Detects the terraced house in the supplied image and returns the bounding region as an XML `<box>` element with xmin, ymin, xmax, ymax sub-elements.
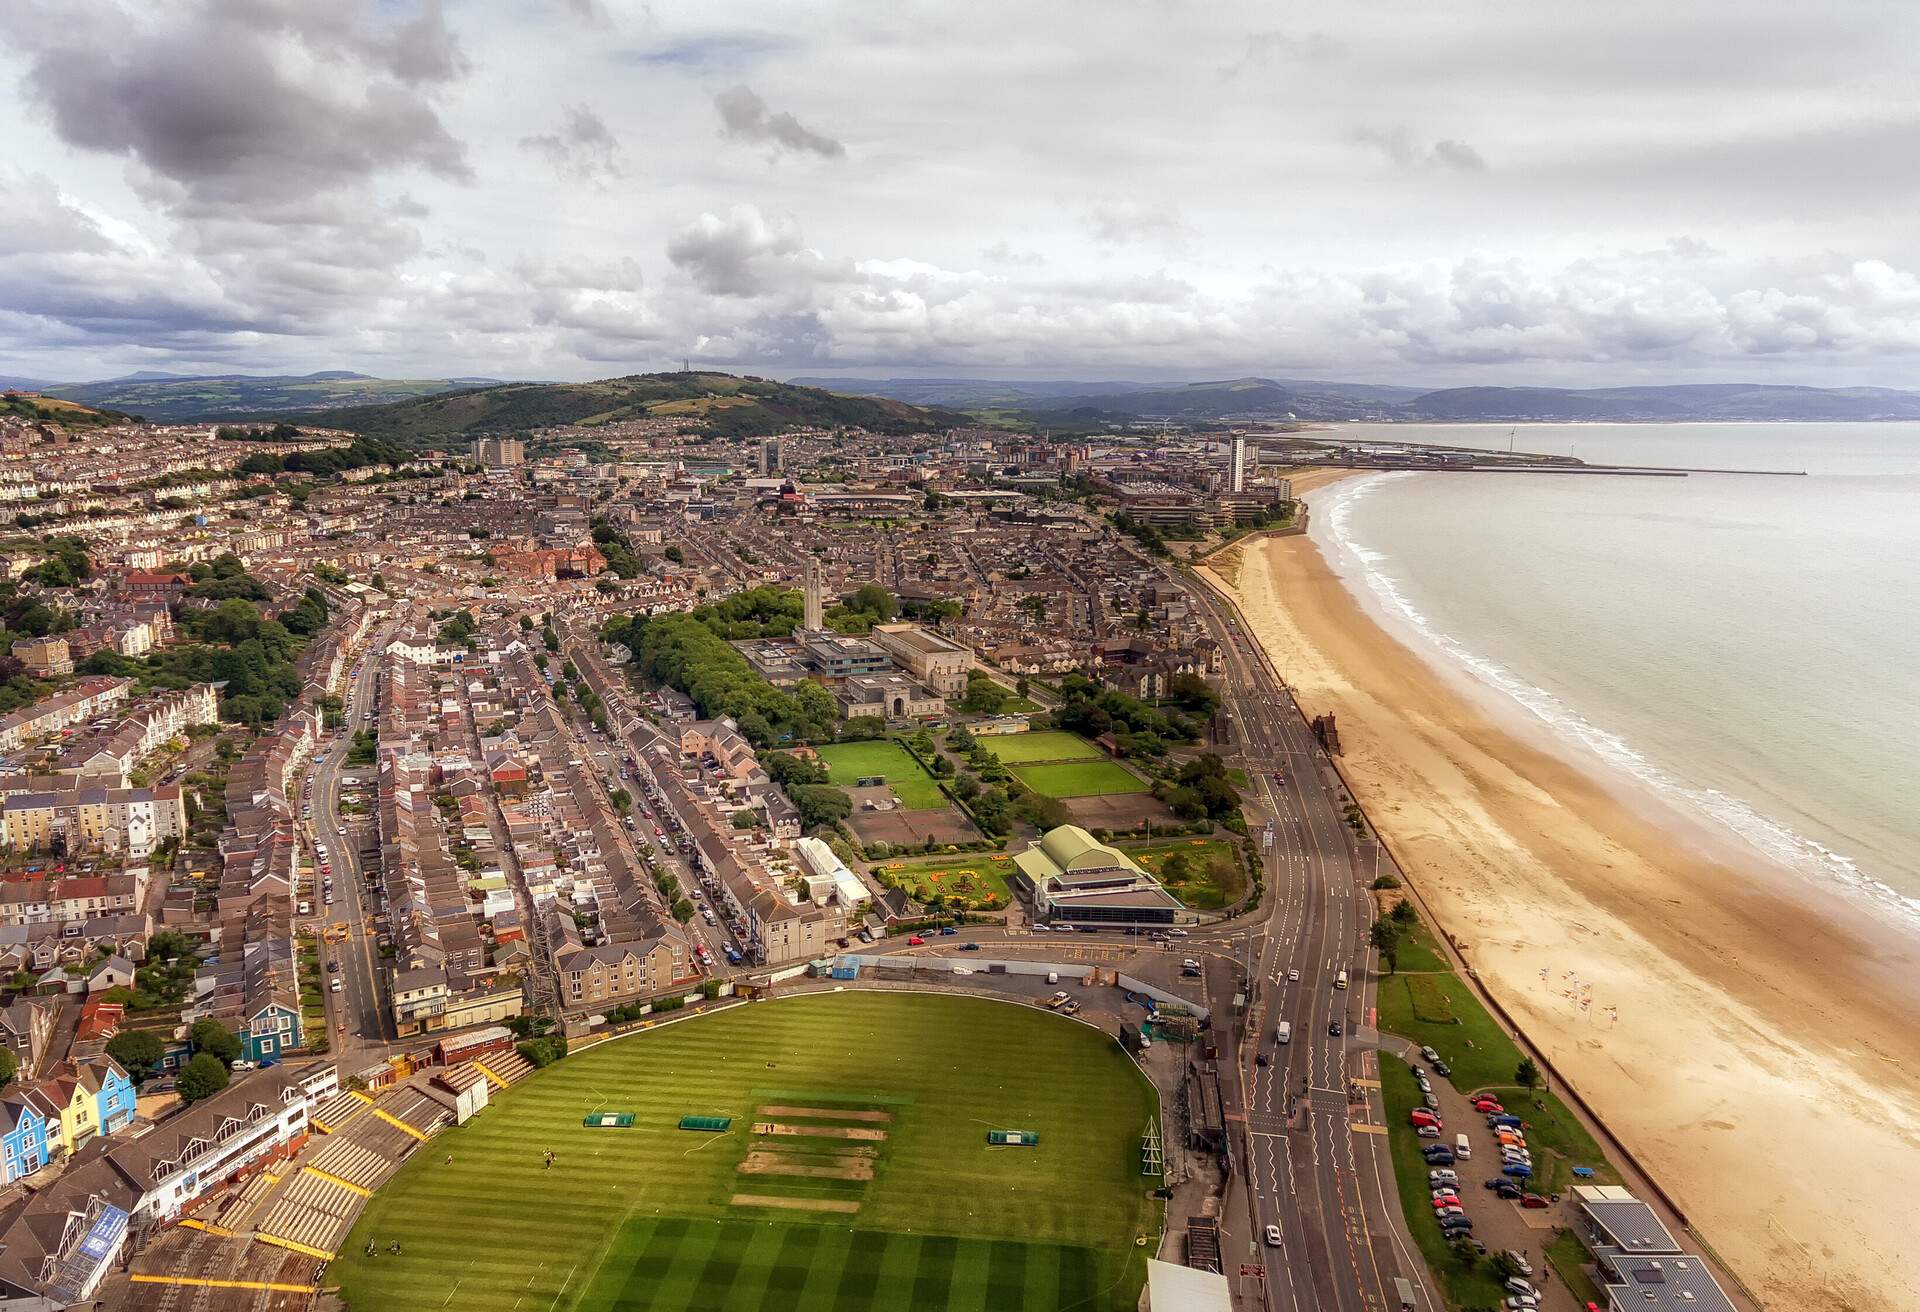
<box><xmin>0</xmin><ymin>1086</ymin><xmax>55</xmax><ymax>1185</ymax></box>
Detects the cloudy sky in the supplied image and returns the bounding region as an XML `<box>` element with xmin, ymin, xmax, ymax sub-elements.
<box><xmin>6</xmin><ymin>0</ymin><xmax>1920</xmax><ymax>387</ymax></box>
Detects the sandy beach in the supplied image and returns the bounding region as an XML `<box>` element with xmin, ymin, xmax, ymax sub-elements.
<box><xmin>1201</xmin><ymin>475</ymin><xmax>1920</xmax><ymax>1311</ymax></box>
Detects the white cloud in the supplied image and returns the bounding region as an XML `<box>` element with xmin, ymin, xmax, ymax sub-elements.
<box><xmin>8</xmin><ymin>0</ymin><xmax>1920</xmax><ymax>385</ymax></box>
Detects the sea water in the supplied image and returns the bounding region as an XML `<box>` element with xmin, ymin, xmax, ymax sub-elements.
<box><xmin>1311</xmin><ymin>422</ymin><xmax>1920</xmax><ymax>924</ymax></box>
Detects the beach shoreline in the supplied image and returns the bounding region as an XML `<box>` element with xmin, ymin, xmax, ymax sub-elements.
<box><xmin>1199</xmin><ymin>473</ymin><xmax>1920</xmax><ymax>1312</ymax></box>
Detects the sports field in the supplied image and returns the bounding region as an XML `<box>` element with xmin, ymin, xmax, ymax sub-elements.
<box><xmin>1013</xmin><ymin>760</ymin><xmax>1149</xmax><ymax>798</ymax></box>
<box><xmin>980</xmin><ymin>730</ymin><xmax>1103</xmax><ymax>765</ymax></box>
<box><xmin>334</xmin><ymin>993</ymin><xmax>1161</xmax><ymax>1312</ymax></box>
<box><xmin>817</xmin><ymin>740</ymin><xmax>948</xmax><ymax>810</ymax></box>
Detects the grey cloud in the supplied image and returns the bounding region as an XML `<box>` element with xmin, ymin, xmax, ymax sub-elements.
<box><xmin>1082</xmin><ymin>201</ymin><xmax>1192</xmax><ymax>247</ymax></box>
<box><xmin>714</xmin><ymin>85</ymin><xmax>845</xmax><ymax>159</ymax></box>
<box><xmin>1354</xmin><ymin>127</ymin><xmax>1488</xmax><ymax>173</ymax></box>
<box><xmin>666</xmin><ymin>205</ymin><xmax>851</xmax><ymax>297</ymax></box>
<box><xmin>520</xmin><ymin>106</ymin><xmax>625</xmax><ymax>183</ymax></box>
<box><xmin>981</xmin><ymin>240</ymin><xmax>1045</xmax><ymax>267</ymax></box>
<box><xmin>1221</xmin><ymin>29</ymin><xmax>1343</xmax><ymax>77</ymax></box>
<box><xmin>20</xmin><ymin>1</ymin><xmax>471</xmax><ymax>202</ymax></box>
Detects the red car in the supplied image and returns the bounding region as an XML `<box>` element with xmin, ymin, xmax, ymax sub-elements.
<box><xmin>1430</xmin><ymin>1195</ymin><xmax>1459</xmax><ymax>1209</ymax></box>
<box><xmin>907</xmin><ymin>935</ymin><xmax>925</xmax><ymax>946</ymax></box>
<box><xmin>1521</xmin><ymin>1194</ymin><xmax>1550</xmax><ymax>1209</ymax></box>
<box><xmin>1472</xmin><ymin>1098</ymin><xmax>1502</xmax><ymax>1112</ymax></box>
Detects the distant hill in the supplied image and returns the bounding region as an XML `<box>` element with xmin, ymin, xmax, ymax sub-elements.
<box><xmin>789</xmin><ymin>376</ymin><xmax>1164</xmax><ymax>408</ymax></box>
<box><xmin>314</xmin><ymin>372</ymin><xmax>968</xmax><ymax>445</ymax></box>
<box><xmin>0</xmin><ymin>375</ymin><xmax>51</xmax><ymax>392</ymax></box>
<box><xmin>0</xmin><ymin>391</ymin><xmax>129</xmax><ymax>429</ymax></box>
<box><xmin>41</xmin><ymin>372</ymin><xmax>496</xmax><ymax>422</ymax></box>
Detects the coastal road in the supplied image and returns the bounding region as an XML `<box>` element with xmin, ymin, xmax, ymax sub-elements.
<box><xmin>1182</xmin><ymin>574</ymin><xmax>1440</xmax><ymax>1312</ymax></box>
<box><xmin>308</xmin><ymin>630</ymin><xmax>394</xmax><ymax>1057</ymax></box>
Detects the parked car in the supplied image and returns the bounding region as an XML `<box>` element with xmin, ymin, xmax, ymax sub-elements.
<box><xmin>960</xmin><ymin>941</ymin><xmax>981</xmax><ymax>952</ymax></box>
<box><xmin>1438</xmin><ymin>1217</ymin><xmax>1474</xmax><ymax>1233</ymax></box>
<box><xmin>1502</xmin><ymin>1163</ymin><xmax>1533</xmax><ymax>1178</ymax></box>
<box><xmin>1423</xmin><ymin>1150</ymin><xmax>1455</xmax><ymax>1166</ymax></box>
<box><xmin>939</xmin><ymin>926</ymin><xmax>957</xmax><ymax>936</ymax></box>
<box><xmin>1504</xmin><ymin>1278</ymin><xmax>1537</xmax><ymax>1298</ymax></box>
<box><xmin>1416</xmin><ymin>1126</ymin><xmax>1441</xmax><ymax>1139</ymax></box>
<box><xmin>907</xmin><ymin>935</ymin><xmax>926</xmax><ymax>946</ymax></box>
<box><xmin>1409</xmin><ymin>1109</ymin><xmax>1439</xmax><ymax>1126</ymax></box>
<box><xmin>1434</xmin><ymin>1205</ymin><xmax>1464</xmax><ymax>1218</ymax></box>
<box><xmin>1504</xmin><ymin>1251</ymin><xmax>1534</xmax><ymax>1277</ymax></box>
<box><xmin>1420</xmin><ymin>1046</ymin><xmax>1441</xmax><ymax>1063</ymax></box>
<box><xmin>1429</xmin><ymin>1169</ymin><xmax>1458</xmax><ymax>1186</ymax></box>
<box><xmin>1493</xmin><ymin>1181</ymin><xmax>1524</xmax><ymax>1200</ymax></box>
<box><xmin>1430</xmin><ymin>1188</ymin><xmax>1460</xmax><ymax>1202</ymax></box>
<box><xmin>1521</xmin><ymin>1193</ymin><xmax>1551</xmax><ymax>1209</ymax></box>
<box><xmin>1431</xmin><ymin>1059</ymin><xmax>1451</xmax><ymax>1077</ymax></box>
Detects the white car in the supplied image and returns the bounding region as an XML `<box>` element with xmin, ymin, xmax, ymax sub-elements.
<box><xmin>1286</xmin><ymin>968</ymin><xmax>1300</xmax><ymax>982</ymax></box>
<box><xmin>330</xmin><ymin>979</ymin><xmax>343</xmax><ymax>993</ymax></box>
<box><xmin>1263</xmin><ymin>1224</ymin><xmax>1282</xmax><ymax>1248</ymax></box>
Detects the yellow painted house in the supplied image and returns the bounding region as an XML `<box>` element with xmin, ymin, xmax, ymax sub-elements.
<box><xmin>45</xmin><ymin>1070</ymin><xmax>98</xmax><ymax>1154</ymax></box>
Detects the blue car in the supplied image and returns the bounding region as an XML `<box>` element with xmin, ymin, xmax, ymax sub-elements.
<box><xmin>1501</xmin><ymin>1163</ymin><xmax>1533</xmax><ymax>1178</ymax></box>
<box><xmin>939</xmin><ymin>926</ymin><xmax>957</xmax><ymax>936</ymax></box>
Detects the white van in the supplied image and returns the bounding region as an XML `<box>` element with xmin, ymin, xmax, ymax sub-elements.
<box><xmin>1276</xmin><ymin>1021</ymin><xmax>1292</xmax><ymax>1045</ymax></box>
<box><xmin>1454</xmin><ymin>1133</ymin><xmax>1472</xmax><ymax>1160</ymax></box>
<box><xmin>1335</xmin><ymin>969</ymin><xmax>1349</xmax><ymax>990</ymax></box>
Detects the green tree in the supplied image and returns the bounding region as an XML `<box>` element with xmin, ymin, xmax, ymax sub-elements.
<box><xmin>671</xmin><ymin>898</ymin><xmax>696</xmax><ymax>924</ymax></box>
<box><xmin>1515</xmin><ymin>1057</ymin><xmax>1544</xmax><ymax>1103</ymax></box>
<box><xmin>106</xmin><ymin>1029</ymin><xmax>166</xmax><ymax>1081</ymax></box>
<box><xmin>790</xmin><ymin>784</ymin><xmax>852</xmax><ymax>829</ymax></box>
<box><xmin>177</xmin><ymin>1052</ymin><xmax>231</xmax><ymax>1103</ymax></box>
<box><xmin>608</xmin><ymin>788</ymin><xmax>632</xmax><ymax>813</ymax></box>
<box><xmin>189</xmin><ymin>1018</ymin><xmax>243</xmax><ymax>1067</ymax></box>
<box><xmin>0</xmin><ymin>1047</ymin><xmax>16</xmax><ymax>1089</ymax></box>
<box><xmin>1369</xmin><ymin>915</ymin><xmax>1403</xmax><ymax>974</ymax></box>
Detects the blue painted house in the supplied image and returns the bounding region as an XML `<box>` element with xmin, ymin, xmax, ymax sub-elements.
<box><xmin>0</xmin><ymin>1089</ymin><xmax>54</xmax><ymax>1184</ymax></box>
<box><xmin>84</xmin><ymin>1057</ymin><xmax>137</xmax><ymax>1136</ymax></box>
<box><xmin>242</xmin><ymin>996</ymin><xmax>301</xmax><ymax>1064</ymax></box>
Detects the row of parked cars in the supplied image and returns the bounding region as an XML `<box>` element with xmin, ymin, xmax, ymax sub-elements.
<box><xmin>1411</xmin><ymin>1046</ymin><xmax>1555</xmax><ymax>1310</ymax></box>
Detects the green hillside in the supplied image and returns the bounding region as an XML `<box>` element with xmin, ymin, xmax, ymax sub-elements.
<box><xmin>0</xmin><ymin>391</ymin><xmax>129</xmax><ymax>429</ymax></box>
<box><xmin>313</xmin><ymin>371</ymin><xmax>967</xmax><ymax>442</ymax></box>
<box><xmin>45</xmin><ymin>372</ymin><xmax>482</xmax><ymax>423</ymax></box>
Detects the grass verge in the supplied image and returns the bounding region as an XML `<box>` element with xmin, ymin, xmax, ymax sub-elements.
<box><xmin>1546</xmin><ymin>1227</ymin><xmax>1607</xmax><ymax>1306</ymax></box>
